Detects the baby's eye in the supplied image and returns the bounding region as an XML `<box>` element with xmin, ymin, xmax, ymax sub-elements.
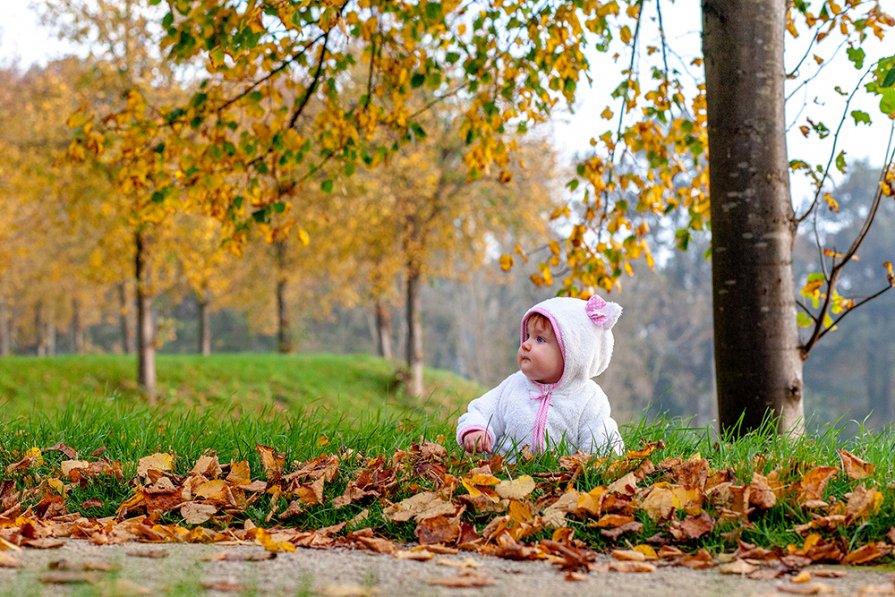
<box><xmin>536</xmin><ymin>336</ymin><xmax>546</xmax><ymax>343</ymax></box>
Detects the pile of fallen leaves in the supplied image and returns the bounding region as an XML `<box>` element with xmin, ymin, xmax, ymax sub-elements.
<box><xmin>2</xmin><ymin>439</ymin><xmax>894</xmax><ymax>581</ymax></box>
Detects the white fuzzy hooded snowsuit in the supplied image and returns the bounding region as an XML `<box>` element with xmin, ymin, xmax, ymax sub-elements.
<box><xmin>456</xmin><ymin>294</ymin><xmax>624</xmax><ymax>456</ymax></box>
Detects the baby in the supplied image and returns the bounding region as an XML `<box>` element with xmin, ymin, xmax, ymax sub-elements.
<box><xmin>456</xmin><ymin>294</ymin><xmax>624</xmax><ymax>456</ymax></box>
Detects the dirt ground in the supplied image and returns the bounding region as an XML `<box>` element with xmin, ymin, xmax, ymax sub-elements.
<box><xmin>2</xmin><ymin>540</ymin><xmax>895</xmax><ymax>596</ymax></box>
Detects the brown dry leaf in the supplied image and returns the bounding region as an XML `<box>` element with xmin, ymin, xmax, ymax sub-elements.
<box><xmin>194</xmin><ymin>479</ymin><xmax>230</xmax><ymax>502</ymax></box>
<box><xmin>718</xmin><ymin>559</ymin><xmax>758</xmax><ymax>575</ymax></box>
<box><xmin>316</xmin><ymin>584</ymin><xmax>378</xmax><ymax>597</ymax></box>
<box><xmin>843</xmin><ymin>542</ymin><xmax>891</xmax><ymax>564</ymax></box>
<box><xmin>181</xmin><ymin>502</ymin><xmax>218</xmax><ymax>525</ymax></box>
<box><xmin>40</xmin><ymin>571</ymin><xmax>103</xmax><ymax>584</ymax></box>
<box><xmin>671</xmin><ymin>455</ymin><xmax>709</xmax><ymax>489</ymax></box>
<box><xmin>126</xmin><ymin>548</ymin><xmax>168</xmax><ymax>559</ymax></box>
<box><xmin>25</xmin><ymin>538</ymin><xmax>65</xmax><ymax>549</ymax></box>
<box><xmin>657</xmin><ymin>545</ymin><xmax>684</xmax><ymax>559</ymax></box>
<box><xmin>776</xmin><ymin>582</ymin><xmax>834</xmax><ymax>595</ymax></box>
<box><xmin>749</xmin><ymin>472</ymin><xmax>777</xmax><ymax>509</ymax></box>
<box><xmin>190</xmin><ymin>454</ymin><xmax>222</xmax><ymax>478</ymax></box>
<box><xmin>226</xmin><ymin>461</ymin><xmax>252</xmax><ymax>485</ymax></box>
<box><xmin>427</xmin><ymin>573</ymin><xmax>494</xmax><ymax>588</ymax></box>
<box><xmin>415</xmin><ymin>515</ymin><xmax>461</xmax><ymax>545</ymax></box>
<box><xmin>394</xmin><ymin>549</ymin><xmax>435</xmax><ymax>561</ymax></box>
<box><xmin>791</xmin><ymin>570</ymin><xmax>813</xmax><ymax>583</ymax></box>
<box><xmin>611</xmin><ymin>549</ymin><xmax>646</xmax><ymax>562</ymax></box>
<box><xmin>797</xmin><ymin>466</ymin><xmax>838</xmax><ymax>505</ymax></box>
<box><xmin>812</xmin><ymin>569</ymin><xmax>847</xmax><ymax>578</ymax></box>
<box><xmin>256</xmin><ymin>444</ymin><xmax>285</xmax><ymax>480</ymax></box>
<box><xmin>608</xmin><ymin>561</ymin><xmax>656</xmax><ymax>573</ymax></box>
<box><xmin>382</xmin><ymin>492</ymin><xmax>457</xmax><ymax>523</ymax></box>
<box><xmin>624</xmin><ymin>440</ymin><xmax>664</xmax><ymax>460</ymax></box>
<box><xmin>599</xmin><ymin>521</ymin><xmax>643</xmax><ymax>540</ymax></box>
<box><xmin>676</xmin><ymin>512</ymin><xmax>715</xmax><ymax>540</ymax></box>
<box><xmin>49</xmin><ymin>559</ymin><xmax>118</xmax><ymax>572</ymax></box>
<box><xmin>44</xmin><ymin>442</ymin><xmax>78</xmax><ymax>459</ymax></box>
<box><xmin>461</xmin><ymin>473</ymin><xmax>501</xmax><ymax>502</ymax></box>
<box><xmin>838</xmin><ymin>449</ymin><xmax>875</xmax><ymax>480</ymax></box>
<box><xmin>201</xmin><ymin>579</ymin><xmax>244</xmax><ymax>592</ymax></box>
<box><xmin>0</xmin><ymin>553</ymin><xmax>22</xmax><ymax>568</ymax></box>
<box><xmin>61</xmin><ymin>460</ymin><xmax>90</xmax><ymax>477</ymax></box>
<box><xmin>508</xmin><ymin>499</ymin><xmax>533</xmax><ymax>524</ymax></box>
<box><xmin>565</xmin><ymin>571</ymin><xmax>588</xmax><ymax>581</ymax></box>
<box><xmin>80</xmin><ymin>498</ymin><xmax>103</xmax><ymax>509</ymax></box>
<box><xmin>136</xmin><ymin>453</ymin><xmax>173</xmax><ymax>478</ymax></box>
<box><xmin>640</xmin><ymin>484</ymin><xmax>675</xmax><ymax>521</ymax></box>
<box><xmin>845</xmin><ymin>484</ymin><xmax>884</xmax><ymax>521</ymax></box>
<box><xmin>593</xmin><ymin>513</ymin><xmax>634</xmax><ymax>528</ymax></box>
<box><xmin>495</xmin><ymin>475</ymin><xmax>536</xmax><ymax>500</ymax></box>
<box><xmin>608</xmin><ymin>472</ymin><xmax>639</xmax><ymax>495</ymax></box>
<box><xmin>679</xmin><ymin>549</ymin><xmax>715</xmax><ymax>570</ymax></box>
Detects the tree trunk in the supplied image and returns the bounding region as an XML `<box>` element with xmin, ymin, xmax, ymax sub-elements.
<box><xmin>198</xmin><ymin>292</ymin><xmax>212</xmax><ymax>356</ymax></box>
<box><xmin>0</xmin><ymin>296</ymin><xmax>10</xmax><ymax>356</ymax></box>
<box><xmin>71</xmin><ymin>297</ymin><xmax>85</xmax><ymax>354</ymax></box>
<box><xmin>375</xmin><ymin>300</ymin><xmax>394</xmax><ymax>360</ymax></box>
<box><xmin>46</xmin><ymin>321</ymin><xmax>56</xmax><ymax>356</ymax></box>
<box><xmin>35</xmin><ymin>301</ymin><xmax>46</xmax><ymax>357</ymax></box>
<box><xmin>118</xmin><ymin>282</ymin><xmax>133</xmax><ymax>354</ymax></box>
<box><xmin>405</xmin><ymin>268</ymin><xmax>424</xmax><ymax>398</ymax></box>
<box><xmin>135</xmin><ymin>231</ymin><xmax>157</xmax><ymax>403</ymax></box>
<box><xmin>866</xmin><ymin>344</ymin><xmax>892</xmax><ymax>425</ymax></box>
<box><xmin>275</xmin><ymin>241</ymin><xmax>293</xmax><ymax>353</ymax></box>
<box><xmin>703</xmin><ymin>0</ymin><xmax>804</xmax><ymax>435</ymax></box>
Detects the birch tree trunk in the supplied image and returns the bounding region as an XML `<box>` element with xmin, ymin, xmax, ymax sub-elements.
<box><xmin>198</xmin><ymin>292</ymin><xmax>212</xmax><ymax>356</ymax></box>
<box><xmin>71</xmin><ymin>297</ymin><xmax>85</xmax><ymax>354</ymax></box>
<box><xmin>0</xmin><ymin>296</ymin><xmax>10</xmax><ymax>356</ymax></box>
<box><xmin>703</xmin><ymin>0</ymin><xmax>804</xmax><ymax>435</ymax></box>
<box><xmin>135</xmin><ymin>231</ymin><xmax>157</xmax><ymax>403</ymax></box>
<box><xmin>35</xmin><ymin>301</ymin><xmax>46</xmax><ymax>357</ymax></box>
<box><xmin>118</xmin><ymin>282</ymin><xmax>133</xmax><ymax>354</ymax></box>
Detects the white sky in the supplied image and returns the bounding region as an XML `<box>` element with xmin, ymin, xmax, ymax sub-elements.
<box><xmin>2</xmin><ymin>1</ymin><xmax>892</xmax><ymax>206</ymax></box>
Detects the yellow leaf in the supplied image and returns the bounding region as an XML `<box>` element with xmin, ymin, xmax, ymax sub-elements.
<box><xmin>499</xmin><ymin>254</ymin><xmax>513</xmax><ymax>272</ymax></box>
<box><xmin>26</xmin><ymin>447</ymin><xmax>44</xmax><ymax>465</ymax></box>
<box><xmin>137</xmin><ymin>453</ymin><xmax>173</xmax><ymax>478</ymax></box>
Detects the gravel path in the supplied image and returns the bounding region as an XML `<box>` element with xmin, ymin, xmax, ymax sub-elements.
<box><xmin>2</xmin><ymin>539</ymin><xmax>895</xmax><ymax>596</ymax></box>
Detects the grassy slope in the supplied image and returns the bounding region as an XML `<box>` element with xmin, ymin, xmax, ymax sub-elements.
<box><xmin>0</xmin><ymin>353</ymin><xmax>483</xmax><ymax>421</ymax></box>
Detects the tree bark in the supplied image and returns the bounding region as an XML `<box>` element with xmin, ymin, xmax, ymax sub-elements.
<box><xmin>135</xmin><ymin>231</ymin><xmax>157</xmax><ymax>403</ymax></box>
<box><xmin>375</xmin><ymin>300</ymin><xmax>394</xmax><ymax>360</ymax></box>
<box><xmin>0</xmin><ymin>296</ymin><xmax>10</xmax><ymax>356</ymax></box>
<box><xmin>118</xmin><ymin>282</ymin><xmax>133</xmax><ymax>354</ymax></box>
<box><xmin>275</xmin><ymin>241</ymin><xmax>293</xmax><ymax>353</ymax></box>
<box><xmin>703</xmin><ymin>0</ymin><xmax>804</xmax><ymax>435</ymax></box>
<box><xmin>405</xmin><ymin>268</ymin><xmax>424</xmax><ymax>398</ymax></box>
<box><xmin>71</xmin><ymin>297</ymin><xmax>85</xmax><ymax>354</ymax></box>
<box><xmin>35</xmin><ymin>301</ymin><xmax>46</xmax><ymax>356</ymax></box>
<box><xmin>198</xmin><ymin>291</ymin><xmax>212</xmax><ymax>356</ymax></box>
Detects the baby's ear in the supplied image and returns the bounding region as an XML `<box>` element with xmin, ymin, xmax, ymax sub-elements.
<box><xmin>586</xmin><ymin>295</ymin><xmax>622</xmax><ymax>330</ymax></box>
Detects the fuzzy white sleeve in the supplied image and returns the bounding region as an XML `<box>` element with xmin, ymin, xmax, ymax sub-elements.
<box><xmin>455</xmin><ymin>376</ymin><xmax>511</xmax><ymax>447</ymax></box>
<box><xmin>577</xmin><ymin>387</ymin><xmax>624</xmax><ymax>455</ymax></box>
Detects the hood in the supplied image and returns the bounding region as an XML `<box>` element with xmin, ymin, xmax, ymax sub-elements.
<box><xmin>521</xmin><ymin>294</ymin><xmax>622</xmax><ymax>387</ymax></box>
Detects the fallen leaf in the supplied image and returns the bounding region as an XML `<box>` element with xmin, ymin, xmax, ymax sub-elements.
<box><xmin>415</xmin><ymin>515</ymin><xmax>461</xmax><ymax>545</ymax></box>
<box><xmin>565</xmin><ymin>571</ymin><xmax>588</xmax><ymax>581</ymax></box>
<box><xmin>838</xmin><ymin>449</ymin><xmax>875</xmax><ymax>480</ymax></box>
<box><xmin>61</xmin><ymin>460</ymin><xmax>90</xmax><ymax>477</ymax></box>
<box><xmin>608</xmin><ymin>561</ymin><xmax>656</xmax><ymax>573</ymax></box>
<box><xmin>200</xmin><ymin>579</ymin><xmax>244</xmax><ymax>592</ymax></box>
<box><xmin>382</xmin><ymin>492</ymin><xmax>457</xmax><ymax>523</ymax></box>
<box><xmin>611</xmin><ymin>549</ymin><xmax>646</xmax><ymax>562</ymax></box>
<box><xmin>495</xmin><ymin>475</ymin><xmax>536</xmax><ymax>500</ymax></box>
<box><xmin>599</xmin><ymin>521</ymin><xmax>643</xmax><ymax>540</ymax></box>
<box><xmin>845</xmin><ymin>484</ymin><xmax>884</xmax><ymax>521</ymax></box>
<box><xmin>461</xmin><ymin>473</ymin><xmax>501</xmax><ymax>502</ymax></box>
<box><xmin>136</xmin><ymin>453</ymin><xmax>173</xmax><ymax>478</ymax></box>
<box><xmin>812</xmin><ymin>569</ymin><xmax>847</xmax><ymax>578</ymax></box>
<box><xmin>797</xmin><ymin>467</ymin><xmax>838</xmax><ymax>505</ymax></box>
<box><xmin>226</xmin><ymin>461</ymin><xmax>252</xmax><ymax>485</ymax></box>
<box><xmin>256</xmin><ymin>444</ymin><xmax>285</xmax><ymax>480</ymax></box>
<box><xmin>40</xmin><ymin>571</ymin><xmax>103</xmax><ymax>584</ymax></box>
<box><xmin>791</xmin><ymin>570</ymin><xmax>813</xmax><ymax>583</ymax></box>
<box><xmin>126</xmin><ymin>549</ymin><xmax>168</xmax><ymax>559</ymax></box>
<box><xmin>49</xmin><ymin>559</ymin><xmax>118</xmax><ymax>572</ymax></box>
<box><xmin>776</xmin><ymin>581</ymin><xmax>834</xmax><ymax>595</ymax></box>
<box><xmin>25</xmin><ymin>539</ymin><xmax>65</xmax><ymax>549</ymax></box>
<box><xmin>427</xmin><ymin>574</ymin><xmax>494</xmax><ymax>588</ymax></box>
<box><xmin>394</xmin><ymin>549</ymin><xmax>435</xmax><ymax>561</ymax></box>
<box><xmin>190</xmin><ymin>454</ymin><xmax>222</xmax><ymax>478</ymax></box>
<box><xmin>44</xmin><ymin>442</ymin><xmax>78</xmax><ymax>459</ymax></box>
<box><xmin>180</xmin><ymin>501</ymin><xmax>218</xmax><ymax>525</ymax></box>
<box><xmin>718</xmin><ymin>559</ymin><xmax>758</xmax><ymax>575</ymax></box>
<box><xmin>843</xmin><ymin>542</ymin><xmax>890</xmax><ymax>564</ymax></box>
<box><xmin>749</xmin><ymin>472</ymin><xmax>777</xmax><ymax>509</ymax></box>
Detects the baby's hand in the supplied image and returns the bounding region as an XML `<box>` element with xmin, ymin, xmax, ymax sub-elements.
<box><xmin>462</xmin><ymin>430</ymin><xmax>492</xmax><ymax>453</ymax></box>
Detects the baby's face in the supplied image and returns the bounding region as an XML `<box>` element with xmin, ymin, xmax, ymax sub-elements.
<box><xmin>518</xmin><ymin>316</ymin><xmax>564</xmax><ymax>384</ymax></box>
